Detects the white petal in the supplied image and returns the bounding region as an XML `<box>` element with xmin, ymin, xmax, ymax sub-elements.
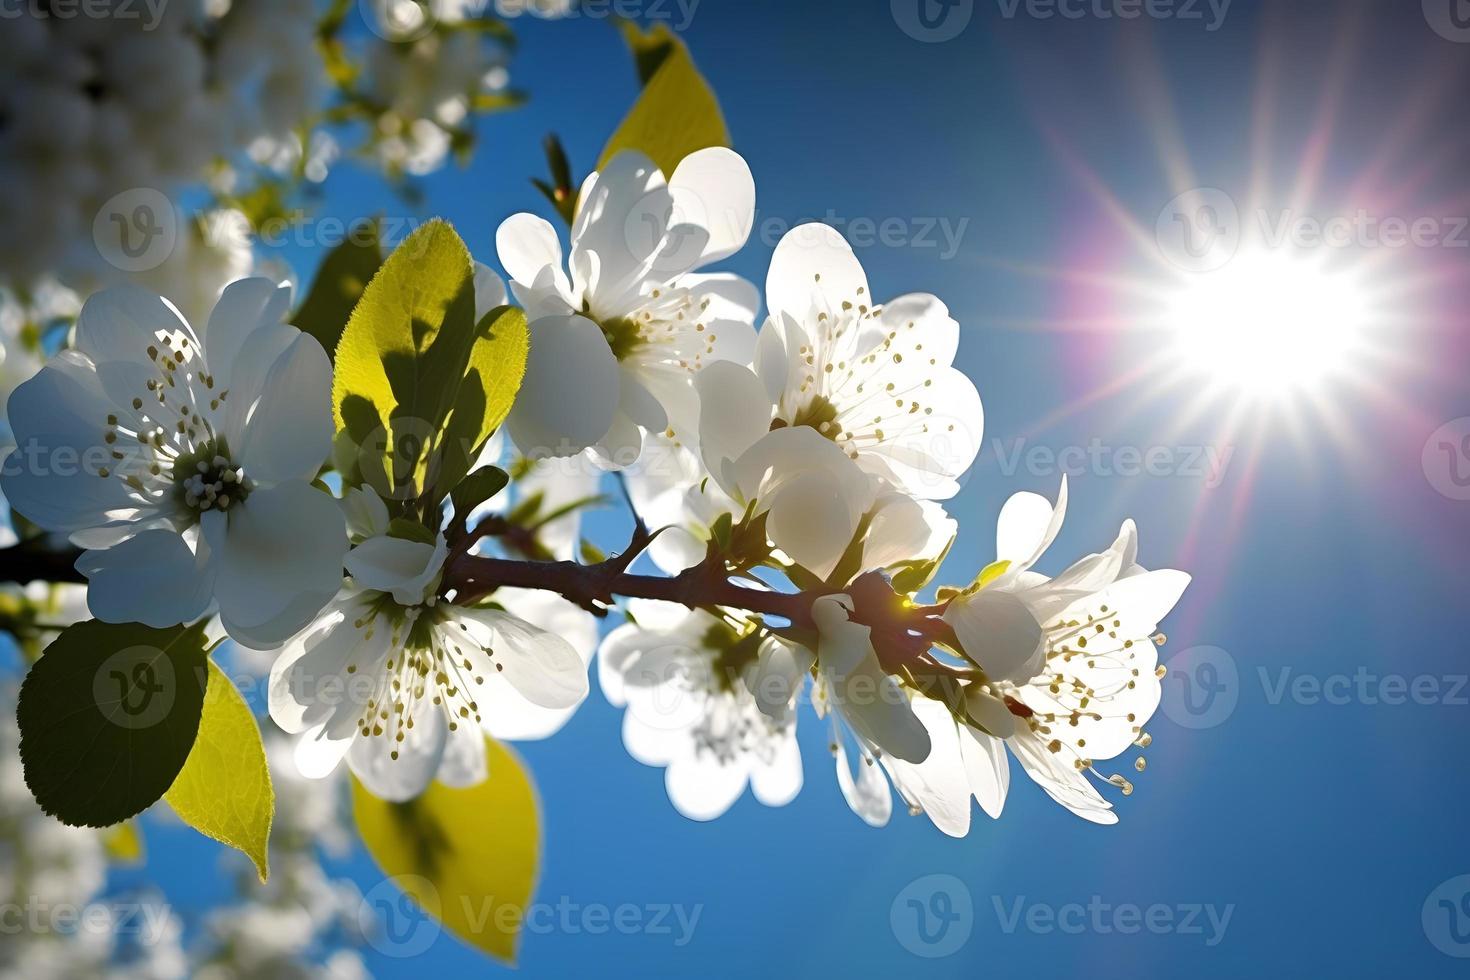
<box><xmin>765</xmin><ymin>223</ymin><xmax>869</xmax><ymax>327</ymax></box>
<box><xmin>996</xmin><ymin>475</ymin><xmax>1068</xmax><ymax>572</ymax></box>
<box><xmin>746</xmin><ymin>636</ymin><xmax>813</xmax><ymax>721</ymax></box>
<box><xmin>293</xmin><ymin>725</ymin><xmax>354</xmax><ymax>780</ymax></box>
<box><xmin>343</xmin><ymin>534</ymin><xmax>444</xmax><ymax>606</ymax></box>
<box><xmin>750</xmin><ymin>732</ymin><xmax>803</xmax><ymax>808</ymax></box>
<box><xmin>832</xmin><ymin>718</ymin><xmax>891</xmax><ymax>828</ymax></box>
<box><xmin>212</xmin><ymin>482</ymin><xmax>348</xmax><ymax>649</ymax></box>
<box><xmin>473</xmin><ymin>262</ymin><xmax>509</xmax><ymax>320</ymax></box>
<box><xmin>960</xmin><ymin>725</ymin><xmax>1010</xmax><ymax>819</ymax></box>
<box><xmin>665</xmin><ymin>754</ymin><xmax>749</xmax><ymax>822</ymax></box>
<box><xmin>880</xmin><ymin>699</ymin><xmax>972</xmax><ymax>838</ymax></box>
<box><xmin>203</xmin><ymin>277</ymin><xmax>293</xmax><ymax>380</ymax></box>
<box><xmin>1</xmin><ymin>354</ymin><xmax>145</xmax><ymax>533</ymax></box>
<box><xmin>439</xmin><ymin>723</ymin><xmax>489</xmax><ymax>788</ymax></box>
<box><xmin>863</xmin><ymin>494</ymin><xmax>955</xmax><ymax>571</ymax></box>
<box><xmin>1007</xmin><ymin>731</ymin><xmax>1117</xmax><ymax>825</ymax></box>
<box><xmin>505</xmin><ymin>314</ymin><xmax>620</xmax><ymax>457</ymax></box>
<box><xmin>237</xmin><ymin>332</ymin><xmax>334</xmax><ymax>485</ymax></box>
<box><xmin>496</xmin><ymin>212</ymin><xmax>566</xmax><ymax>287</ymax></box>
<box><xmin>460</xmin><ymin>608</ymin><xmax>590</xmax><ymax>709</ymax></box>
<box><xmin>348</xmin><ymin>709</ymin><xmax>446</xmax><ymax>803</ymax></box>
<box><xmin>944</xmin><ymin>589</ymin><xmax>1045</xmax><ymax>685</ymax></box>
<box><xmin>694</xmin><ymin>361</ymin><xmax>771</xmax><ymax>478</ymax></box>
<box><xmin>477</xmin><ymin>588</ymin><xmax>596</xmax><ymax>740</ymax></box>
<box><xmin>74</xmin><ymin>285</ymin><xmax>195</xmax><ymax>368</ymax></box>
<box><xmin>77</xmin><ymin>528</ymin><xmax>216</xmax><ymax>628</ymax></box>
<box><xmin>668</xmin><ymin>147</ymin><xmax>755</xmax><ymax>266</ymax></box>
<box><xmin>814</xmin><ymin>596</ymin><xmax>931</xmax><ymax>764</ymax></box>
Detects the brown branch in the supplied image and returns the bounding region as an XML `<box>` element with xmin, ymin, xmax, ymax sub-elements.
<box><xmin>0</xmin><ymin>542</ymin><xmax>85</xmax><ymax>585</ymax></box>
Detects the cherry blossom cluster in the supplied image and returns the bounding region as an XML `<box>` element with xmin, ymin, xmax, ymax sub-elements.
<box><xmin>0</xmin><ymin>147</ymin><xmax>1188</xmax><ymax>835</ymax></box>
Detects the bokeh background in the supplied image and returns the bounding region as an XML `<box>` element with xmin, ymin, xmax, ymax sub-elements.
<box><xmin>8</xmin><ymin>0</ymin><xmax>1470</xmax><ymax>976</ymax></box>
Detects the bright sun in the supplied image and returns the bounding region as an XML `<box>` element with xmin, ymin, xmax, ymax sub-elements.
<box><xmin>1163</xmin><ymin>249</ymin><xmax>1372</xmax><ymax>399</ymax></box>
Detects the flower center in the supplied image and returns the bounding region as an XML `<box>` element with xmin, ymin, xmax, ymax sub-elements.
<box><xmin>597</xmin><ymin>315</ymin><xmax>647</xmax><ymax>360</ymax></box>
<box><xmin>172</xmin><ymin>440</ymin><xmax>251</xmax><ymax>513</ymax></box>
<box><xmin>347</xmin><ymin>599</ymin><xmax>493</xmax><ymax>762</ymax></box>
<box><xmin>93</xmin><ymin>329</ymin><xmax>234</xmax><ymax>523</ymax></box>
<box><xmin>770</xmin><ymin>394</ymin><xmax>842</xmax><ymax>441</ymax></box>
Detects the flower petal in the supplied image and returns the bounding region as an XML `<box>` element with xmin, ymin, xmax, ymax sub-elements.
<box><xmin>665</xmin><ymin>754</ymin><xmax>749</xmax><ymax>822</ymax></box>
<box><xmin>496</xmin><ymin>212</ymin><xmax>566</xmax><ymax>288</ymax></box>
<box><xmin>202</xmin><ymin>277</ymin><xmax>293</xmax><ymax>382</ymax></box>
<box><xmin>237</xmin><ymin>332</ymin><xmax>334</xmax><ymax>486</ymax></box>
<box><xmin>76</xmin><ymin>527</ymin><xmax>216</xmax><ymax>628</ymax></box>
<box><xmin>460</xmin><ymin>607</ymin><xmax>590</xmax><ymax>710</ymax></box>
<box><xmin>348</xmin><ymin>708</ymin><xmax>446</xmax><ymax>803</ymax></box>
<box><xmin>765</xmin><ymin>223</ymin><xmax>869</xmax><ymax>327</ymax></box>
<box><xmin>505</xmin><ymin>314</ymin><xmax>620</xmax><ymax>457</ymax></box>
<box><xmin>74</xmin><ymin>285</ymin><xmax>195</xmax><ymax>368</ymax></box>
<box><xmin>668</xmin><ymin>147</ymin><xmax>755</xmax><ymax>266</ymax></box>
<box><xmin>944</xmin><ymin>588</ymin><xmax>1045</xmax><ymax>685</ymax></box>
<box><xmin>211</xmin><ymin>482</ymin><xmax>348</xmax><ymax>649</ymax></box>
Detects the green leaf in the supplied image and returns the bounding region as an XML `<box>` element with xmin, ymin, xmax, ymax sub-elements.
<box><xmin>18</xmin><ymin>621</ymin><xmax>211</xmax><ymax>828</ymax></box>
<box><xmin>890</xmin><ymin>534</ymin><xmax>957</xmax><ymax>596</ymax></box>
<box><xmin>387</xmin><ymin>517</ymin><xmax>437</xmax><ymax>546</ymax></box>
<box><xmin>352</xmin><ymin>738</ymin><xmax>540</xmax><ymax>964</ymax></box>
<box><xmin>599</xmin><ymin>22</ymin><xmax>730</xmax><ymax>178</ymax></box>
<box><xmin>164</xmin><ymin>661</ymin><xmax>274</xmax><ymax>881</ymax></box>
<box><xmin>450</xmin><ymin>466</ymin><xmax>509</xmax><ymax>524</ymax></box>
<box><xmin>429</xmin><ymin>306</ymin><xmax>529</xmax><ymax>508</ymax></box>
<box><xmin>293</xmin><ymin>218</ymin><xmax>383</xmax><ymax>357</ymax></box>
<box><xmin>614</xmin><ymin>17</ymin><xmax>680</xmax><ymax>84</ymax></box>
<box><xmin>333</xmin><ymin>221</ymin><xmax>527</xmax><ymax>505</ymax></box>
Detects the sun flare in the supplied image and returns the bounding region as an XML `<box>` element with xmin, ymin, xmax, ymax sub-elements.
<box><xmin>1162</xmin><ymin>249</ymin><xmax>1372</xmax><ymax>399</ymax></box>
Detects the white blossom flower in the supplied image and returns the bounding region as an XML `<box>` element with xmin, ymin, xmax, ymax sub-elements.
<box><xmin>599</xmin><ymin>602</ymin><xmax>802</xmax><ymax>821</ymax></box>
<box><xmin>697</xmin><ymin>222</ymin><xmax>983</xmax><ymax>502</ymax></box>
<box><xmin>0</xmin><ymin>279</ymin><xmax>347</xmax><ymax>647</ymax></box>
<box><xmin>809</xmin><ymin>595</ymin><xmax>972</xmax><ymax>836</ymax></box>
<box><xmin>495</xmin><ymin>148</ymin><xmax>759</xmax><ymax>463</ymax></box>
<box><xmin>0</xmin><ymin>2</ymin><xmax>323</xmax><ymax>287</ymax></box>
<box><xmin>363</xmin><ymin>27</ymin><xmax>509</xmax><ymax>177</ymax></box>
<box><xmin>946</xmin><ymin>481</ymin><xmax>1190</xmax><ymax>823</ymax></box>
<box><xmin>269</xmin><ymin>507</ymin><xmax>592</xmax><ymax>802</ymax></box>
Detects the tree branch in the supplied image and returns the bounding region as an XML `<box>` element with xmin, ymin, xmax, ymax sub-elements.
<box><xmin>0</xmin><ymin>542</ymin><xmax>85</xmax><ymax>585</ymax></box>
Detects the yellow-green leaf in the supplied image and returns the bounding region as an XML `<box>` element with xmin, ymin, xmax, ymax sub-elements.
<box><xmin>332</xmin><ymin>218</ymin><xmax>477</xmax><ymax>498</ymax></box>
<box><xmin>333</xmin><ymin>220</ymin><xmax>527</xmax><ymax>506</ymax></box>
<box><xmin>164</xmin><ymin>662</ymin><xmax>274</xmax><ymax>881</ymax></box>
<box><xmin>599</xmin><ymin>22</ymin><xmax>729</xmax><ymax>178</ymax></box>
<box><xmin>352</xmin><ymin>738</ymin><xmax>540</xmax><ymax>964</ymax></box>
<box><xmin>103</xmin><ymin>821</ymin><xmax>145</xmax><ymax>864</ymax></box>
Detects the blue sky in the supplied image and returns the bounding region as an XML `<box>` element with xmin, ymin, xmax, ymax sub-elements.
<box><xmin>134</xmin><ymin>1</ymin><xmax>1470</xmax><ymax>975</ymax></box>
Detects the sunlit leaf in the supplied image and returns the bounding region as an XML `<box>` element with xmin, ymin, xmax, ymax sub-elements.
<box><xmin>164</xmin><ymin>661</ymin><xmax>274</xmax><ymax>881</ymax></box>
<box><xmin>333</xmin><ymin>220</ymin><xmax>525</xmax><ymax>505</ymax></box>
<box><xmin>352</xmin><ymin>738</ymin><xmax>540</xmax><ymax>964</ymax></box>
<box><xmin>599</xmin><ymin>22</ymin><xmax>729</xmax><ymax>177</ymax></box>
